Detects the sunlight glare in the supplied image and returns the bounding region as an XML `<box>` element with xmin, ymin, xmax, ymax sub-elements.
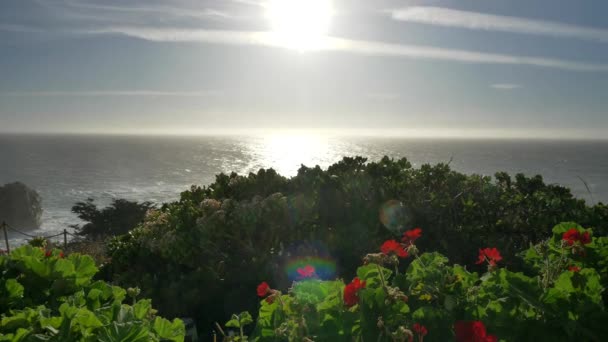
<box><xmin>265</xmin><ymin>0</ymin><xmax>333</xmax><ymax>51</ymax></box>
<box><xmin>259</xmin><ymin>133</ymin><xmax>329</xmax><ymax>176</ymax></box>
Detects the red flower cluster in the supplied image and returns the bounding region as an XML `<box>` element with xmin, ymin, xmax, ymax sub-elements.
<box><xmin>412</xmin><ymin>323</ymin><xmax>428</xmax><ymax>341</ymax></box>
<box><xmin>257</xmin><ymin>281</ymin><xmax>276</xmax><ymax>303</ymax></box>
<box><xmin>381</xmin><ymin>240</ymin><xmax>408</xmax><ymax>258</ymax></box>
<box><xmin>454</xmin><ymin>321</ymin><xmax>497</xmax><ymax>342</ymax></box>
<box><xmin>402</xmin><ymin>228</ymin><xmax>422</xmax><ymax>246</ymax></box>
<box><xmin>475</xmin><ymin>248</ymin><xmax>502</xmax><ymax>267</ymax></box>
<box><xmin>257</xmin><ymin>281</ymin><xmax>270</xmax><ymax>297</ymax></box>
<box><xmin>562</xmin><ymin>228</ymin><xmax>591</xmax><ymax>246</ymax></box>
<box><xmin>43</xmin><ymin>250</ymin><xmax>65</xmax><ymax>258</ymax></box>
<box><xmin>343</xmin><ymin>277</ymin><xmax>366</xmax><ymax>307</ymax></box>
<box><xmin>297</xmin><ymin>265</ymin><xmax>316</xmax><ymax>279</ymax></box>
<box><xmin>568</xmin><ymin>265</ymin><xmax>581</xmax><ymax>273</ymax></box>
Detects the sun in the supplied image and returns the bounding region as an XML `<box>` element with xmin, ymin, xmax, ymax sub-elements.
<box><xmin>264</xmin><ymin>0</ymin><xmax>333</xmax><ymax>51</ymax></box>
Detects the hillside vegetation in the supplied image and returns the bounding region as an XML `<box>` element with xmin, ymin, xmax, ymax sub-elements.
<box><xmin>100</xmin><ymin>156</ymin><xmax>608</xmax><ymax>335</ymax></box>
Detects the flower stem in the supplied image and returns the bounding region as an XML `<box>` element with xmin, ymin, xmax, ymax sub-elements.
<box><xmin>376</xmin><ymin>263</ymin><xmax>388</xmax><ymax>290</ymax></box>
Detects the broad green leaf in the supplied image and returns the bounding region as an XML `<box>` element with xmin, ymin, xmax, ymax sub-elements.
<box><xmin>97</xmin><ymin>322</ymin><xmax>150</xmax><ymax>342</ymax></box>
<box><xmin>356</xmin><ymin>264</ymin><xmax>392</xmax><ymax>288</ymax></box>
<box><xmin>225</xmin><ymin>319</ymin><xmax>240</xmax><ymax>328</ymax></box>
<box><xmin>133</xmin><ymin>299</ymin><xmax>152</xmax><ymax>320</ymax></box>
<box><xmin>153</xmin><ymin>317</ymin><xmax>185</xmax><ymax>342</ymax></box>
<box><xmin>68</xmin><ymin>254</ymin><xmax>98</xmax><ymax>286</ymax></box>
<box><xmin>239</xmin><ymin>312</ymin><xmax>253</xmax><ymax>326</ymax></box>
<box><xmin>5</xmin><ymin>279</ymin><xmax>24</xmax><ymax>300</ymax></box>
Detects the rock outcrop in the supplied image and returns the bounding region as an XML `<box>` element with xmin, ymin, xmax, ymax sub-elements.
<box><xmin>0</xmin><ymin>182</ymin><xmax>42</xmax><ymax>230</ymax></box>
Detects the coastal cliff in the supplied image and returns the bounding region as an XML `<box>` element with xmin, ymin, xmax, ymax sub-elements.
<box><xmin>0</xmin><ymin>181</ymin><xmax>42</xmax><ymax>230</ymax></box>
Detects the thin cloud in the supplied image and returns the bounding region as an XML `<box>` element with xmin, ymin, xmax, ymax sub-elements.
<box><xmin>491</xmin><ymin>84</ymin><xmax>522</xmax><ymax>90</ymax></box>
<box><xmin>391</xmin><ymin>6</ymin><xmax>608</xmax><ymax>42</ymax></box>
<box><xmin>0</xmin><ymin>90</ymin><xmax>221</xmax><ymax>97</ymax></box>
<box><xmin>366</xmin><ymin>92</ymin><xmax>401</xmax><ymax>100</ymax></box>
<box><xmin>90</xmin><ymin>26</ymin><xmax>608</xmax><ymax>72</ymax></box>
<box><xmin>60</xmin><ymin>0</ymin><xmax>237</xmax><ymax>21</ymax></box>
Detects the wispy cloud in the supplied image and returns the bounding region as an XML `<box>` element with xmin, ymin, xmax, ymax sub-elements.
<box><xmin>60</xmin><ymin>0</ymin><xmax>237</xmax><ymax>21</ymax></box>
<box><xmin>88</xmin><ymin>26</ymin><xmax>608</xmax><ymax>72</ymax></box>
<box><xmin>0</xmin><ymin>90</ymin><xmax>220</xmax><ymax>97</ymax></box>
<box><xmin>391</xmin><ymin>6</ymin><xmax>608</xmax><ymax>42</ymax></box>
<box><xmin>491</xmin><ymin>84</ymin><xmax>522</xmax><ymax>90</ymax></box>
<box><xmin>366</xmin><ymin>92</ymin><xmax>401</xmax><ymax>100</ymax></box>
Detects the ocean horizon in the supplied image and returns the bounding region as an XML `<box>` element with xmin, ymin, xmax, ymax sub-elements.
<box><xmin>1</xmin><ymin>133</ymin><xmax>607</xmax><ymax>243</ymax></box>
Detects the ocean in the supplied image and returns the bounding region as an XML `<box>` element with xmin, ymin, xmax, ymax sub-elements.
<box><xmin>1</xmin><ymin>134</ymin><xmax>607</xmax><ymax>244</ymax></box>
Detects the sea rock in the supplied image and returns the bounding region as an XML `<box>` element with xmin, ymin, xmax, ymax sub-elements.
<box><xmin>0</xmin><ymin>182</ymin><xmax>42</xmax><ymax>230</ymax></box>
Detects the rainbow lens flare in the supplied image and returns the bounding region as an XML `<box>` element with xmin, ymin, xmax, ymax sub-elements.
<box><xmin>286</xmin><ymin>256</ymin><xmax>336</xmax><ymax>281</ymax></box>
<box><xmin>379</xmin><ymin>199</ymin><xmax>409</xmax><ymax>232</ymax></box>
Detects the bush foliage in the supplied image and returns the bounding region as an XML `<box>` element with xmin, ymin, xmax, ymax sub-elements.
<box><xmin>103</xmin><ymin>157</ymin><xmax>608</xmax><ymax>335</ymax></box>
<box><xmin>223</xmin><ymin>223</ymin><xmax>608</xmax><ymax>341</ymax></box>
<box><xmin>71</xmin><ymin>198</ymin><xmax>153</xmax><ymax>240</ymax></box>
<box><xmin>0</xmin><ymin>246</ymin><xmax>185</xmax><ymax>341</ymax></box>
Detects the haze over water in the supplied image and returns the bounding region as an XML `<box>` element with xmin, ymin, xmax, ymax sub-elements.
<box><xmin>1</xmin><ymin>134</ymin><xmax>607</xmax><ymax>243</ymax></box>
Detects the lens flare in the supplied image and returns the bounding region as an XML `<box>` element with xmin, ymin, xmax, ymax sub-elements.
<box><xmin>286</xmin><ymin>257</ymin><xmax>336</xmax><ymax>281</ymax></box>
<box><xmin>379</xmin><ymin>200</ymin><xmax>409</xmax><ymax>232</ymax></box>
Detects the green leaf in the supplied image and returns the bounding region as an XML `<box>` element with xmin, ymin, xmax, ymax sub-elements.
<box><xmin>68</xmin><ymin>254</ymin><xmax>98</xmax><ymax>286</ymax></box>
<box><xmin>111</xmin><ymin>286</ymin><xmax>127</xmax><ymax>303</ymax></box>
<box><xmin>97</xmin><ymin>322</ymin><xmax>150</xmax><ymax>342</ymax></box>
<box><xmin>356</xmin><ymin>264</ymin><xmax>392</xmax><ymax>288</ymax></box>
<box><xmin>226</xmin><ymin>318</ymin><xmax>240</xmax><ymax>328</ymax></box>
<box><xmin>133</xmin><ymin>299</ymin><xmax>152</xmax><ymax>320</ymax></box>
<box><xmin>238</xmin><ymin>312</ymin><xmax>253</xmax><ymax>326</ymax></box>
<box><xmin>153</xmin><ymin>317</ymin><xmax>185</xmax><ymax>342</ymax></box>
<box><xmin>5</xmin><ymin>279</ymin><xmax>24</xmax><ymax>300</ymax></box>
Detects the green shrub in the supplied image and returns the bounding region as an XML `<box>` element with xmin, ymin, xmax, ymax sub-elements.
<box><xmin>104</xmin><ymin>157</ymin><xmax>608</xmax><ymax>335</ymax></box>
<box><xmin>71</xmin><ymin>198</ymin><xmax>154</xmax><ymax>240</ymax></box>
<box><xmin>222</xmin><ymin>223</ymin><xmax>607</xmax><ymax>341</ymax></box>
<box><xmin>0</xmin><ymin>246</ymin><xmax>185</xmax><ymax>341</ymax></box>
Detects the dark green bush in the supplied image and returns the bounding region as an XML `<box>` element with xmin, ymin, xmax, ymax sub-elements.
<box><xmin>103</xmin><ymin>156</ymin><xmax>608</xmax><ymax>335</ymax></box>
<box><xmin>71</xmin><ymin>198</ymin><xmax>154</xmax><ymax>239</ymax></box>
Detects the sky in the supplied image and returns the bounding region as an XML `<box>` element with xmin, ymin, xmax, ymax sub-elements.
<box><xmin>1</xmin><ymin>0</ymin><xmax>608</xmax><ymax>138</ymax></box>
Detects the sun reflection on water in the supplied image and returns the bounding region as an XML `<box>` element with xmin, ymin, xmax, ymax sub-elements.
<box><xmin>258</xmin><ymin>133</ymin><xmax>330</xmax><ymax>175</ymax></box>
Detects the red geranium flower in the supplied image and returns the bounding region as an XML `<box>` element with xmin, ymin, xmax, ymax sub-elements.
<box><xmin>413</xmin><ymin>322</ymin><xmax>428</xmax><ymax>337</ymax></box>
<box><xmin>297</xmin><ymin>265</ymin><xmax>315</xmax><ymax>279</ymax></box>
<box><xmin>563</xmin><ymin>228</ymin><xmax>592</xmax><ymax>247</ymax></box>
<box><xmin>45</xmin><ymin>250</ymin><xmax>52</xmax><ymax>258</ymax></box>
<box><xmin>59</xmin><ymin>251</ymin><xmax>65</xmax><ymax>259</ymax></box>
<box><xmin>580</xmin><ymin>231</ymin><xmax>591</xmax><ymax>245</ymax></box>
<box><xmin>568</xmin><ymin>265</ymin><xmax>581</xmax><ymax>272</ymax></box>
<box><xmin>402</xmin><ymin>228</ymin><xmax>422</xmax><ymax>246</ymax></box>
<box><xmin>343</xmin><ymin>277</ymin><xmax>366</xmax><ymax>307</ymax></box>
<box><xmin>257</xmin><ymin>282</ymin><xmax>270</xmax><ymax>297</ymax></box>
<box><xmin>475</xmin><ymin>248</ymin><xmax>502</xmax><ymax>266</ymax></box>
<box><xmin>454</xmin><ymin>321</ymin><xmax>497</xmax><ymax>342</ymax></box>
<box><xmin>381</xmin><ymin>240</ymin><xmax>408</xmax><ymax>258</ymax></box>
<box><xmin>562</xmin><ymin>228</ymin><xmax>581</xmax><ymax>246</ymax></box>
